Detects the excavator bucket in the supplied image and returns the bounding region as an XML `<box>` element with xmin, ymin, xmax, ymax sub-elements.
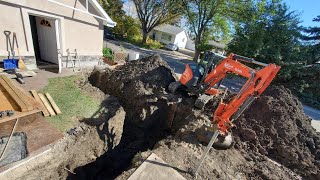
<box><xmin>195</xmin><ymin>125</ymin><xmax>233</xmax><ymax>149</ymax></box>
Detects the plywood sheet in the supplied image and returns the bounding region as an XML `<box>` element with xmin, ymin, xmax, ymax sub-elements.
<box><xmin>0</xmin><ymin>114</ymin><xmax>63</xmax><ymax>154</ymax></box>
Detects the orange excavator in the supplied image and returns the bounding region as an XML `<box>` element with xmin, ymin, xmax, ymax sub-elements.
<box><xmin>168</xmin><ymin>51</ymin><xmax>280</xmax><ymax>175</ymax></box>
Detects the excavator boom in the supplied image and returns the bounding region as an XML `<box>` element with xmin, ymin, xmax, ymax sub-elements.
<box><xmin>203</xmin><ymin>53</ymin><xmax>280</xmax><ymax>134</ymax></box>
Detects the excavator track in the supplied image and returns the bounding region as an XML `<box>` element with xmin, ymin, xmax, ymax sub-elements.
<box><xmin>168</xmin><ymin>81</ymin><xmax>182</xmax><ymax>93</ymax></box>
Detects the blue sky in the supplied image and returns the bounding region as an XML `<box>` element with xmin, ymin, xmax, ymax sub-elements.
<box><xmin>282</xmin><ymin>0</ymin><xmax>318</xmax><ymax>27</ymax></box>
<box><xmin>123</xmin><ymin>0</ymin><xmax>319</xmax><ymax>27</ymax></box>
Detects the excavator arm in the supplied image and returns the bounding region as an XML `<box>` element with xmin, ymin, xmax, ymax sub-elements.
<box><xmin>203</xmin><ymin>53</ymin><xmax>280</xmax><ymax>135</ymax></box>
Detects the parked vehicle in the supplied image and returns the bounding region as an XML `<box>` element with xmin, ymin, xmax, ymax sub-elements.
<box><xmin>165</xmin><ymin>43</ymin><xmax>179</xmax><ymax>51</ymax></box>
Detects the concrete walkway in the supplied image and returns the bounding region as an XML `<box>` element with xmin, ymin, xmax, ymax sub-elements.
<box><xmin>16</xmin><ymin>69</ymin><xmax>76</xmax><ymax>91</ymax></box>
<box><xmin>128</xmin><ymin>153</ymin><xmax>186</xmax><ymax>180</ymax></box>
<box><xmin>303</xmin><ymin>105</ymin><xmax>320</xmax><ymax>132</ymax></box>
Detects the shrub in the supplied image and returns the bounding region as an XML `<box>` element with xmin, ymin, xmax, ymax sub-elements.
<box><xmin>126</xmin><ymin>35</ymin><xmax>162</xmax><ymax>50</ymax></box>
<box><xmin>103</xmin><ymin>48</ymin><xmax>114</xmax><ymax>61</ymax></box>
<box><xmin>276</xmin><ymin>64</ymin><xmax>320</xmax><ymax>109</ymax></box>
<box><xmin>142</xmin><ymin>38</ymin><xmax>163</xmax><ymax>49</ymax></box>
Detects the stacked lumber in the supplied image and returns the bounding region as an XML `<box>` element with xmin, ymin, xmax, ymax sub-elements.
<box><xmin>0</xmin><ymin>75</ymin><xmax>42</xmax><ymax>123</ymax></box>
<box><xmin>30</xmin><ymin>90</ymin><xmax>61</xmax><ymax>117</ymax></box>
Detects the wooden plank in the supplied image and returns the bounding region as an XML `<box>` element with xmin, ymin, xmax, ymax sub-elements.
<box><xmin>0</xmin><ymin>70</ymin><xmax>36</xmax><ymax>79</ymax></box>
<box><xmin>1</xmin><ymin>75</ymin><xmax>33</xmax><ymax>111</ymax></box>
<box><xmin>38</xmin><ymin>93</ymin><xmax>56</xmax><ymax>116</ymax></box>
<box><xmin>30</xmin><ymin>90</ymin><xmax>49</xmax><ymax>117</ymax></box>
<box><xmin>0</xmin><ymin>86</ymin><xmax>15</xmax><ymax>111</ymax></box>
<box><xmin>30</xmin><ymin>90</ymin><xmax>41</xmax><ymax>102</ymax></box>
<box><xmin>45</xmin><ymin>93</ymin><xmax>62</xmax><ymax>114</ymax></box>
<box><xmin>0</xmin><ymin>77</ymin><xmax>27</xmax><ymax>112</ymax></box>
<box><xmin>0</xmin><ymin>109</ymin><xmax>41</xmax><ymax>124</ymax></box>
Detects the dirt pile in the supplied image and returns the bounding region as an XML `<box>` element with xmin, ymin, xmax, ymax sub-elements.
<box><xmin>66</xmin><ymin>55</ymin><xmax>179</xmax><ymax>179</ymax></box>
<box><xmin>87</xmin><ymin>56</ymin><xmax>319</xmax><ymax>179</ymax></box>
<box><xmin>89</xmin><ymin>55</ymin><xmax>176</xmax><ymax>129</ymax></box>
<box><xmin>6</xmin><ymin>55</ymin><xmax>319</xmax><ymax>180</ymax></box>
<box><xmin>233</xmin><ymin>86</ymin><xmax>320</xmax><ymax>179</ymax></box>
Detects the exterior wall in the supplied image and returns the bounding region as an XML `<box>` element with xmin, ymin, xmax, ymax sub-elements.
<box><xmin>0</xmin><ymin>0</ymin><xmax>104</xmax><ymax>65</ymax></box>
<box><xmin>185</xmin><ymin>39</ymin><xmax>196</xmax><ymax>51</ymax></box>
<box><xmin>149</xmin><ymin>30</ymin><xmax>175</xmax><ymax>45</ymax></box>
<box><xmin>173</xmin><ymin>31</ymin><xmax>187</xmax><ymax>48</ymax></box>
<box><xmin>185</xmin><ymin>39</ymin><xmax>226</xmax><ymax>55</ymax></box>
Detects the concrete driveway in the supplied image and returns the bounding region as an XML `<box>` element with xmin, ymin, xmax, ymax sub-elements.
<box><xmin>303</xmin><ymin>105</ymin><xmax>320</xmax><ymax>132</ymax></box>
<box><xmin>104</xmin><ymin>39</ymin><xmax>192</xmax><ymax>75</ymax></box>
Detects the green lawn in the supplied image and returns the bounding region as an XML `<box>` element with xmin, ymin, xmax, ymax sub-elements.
<box><xmin>40</xmin><ymin>76</ymin><xmax>100</xmax><ymax>132</ymax></box>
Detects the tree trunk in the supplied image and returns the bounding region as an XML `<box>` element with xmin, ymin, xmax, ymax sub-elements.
<box><xmin>193</xmin><ymin>36</ymin><xmax>201</xmax><ymax>62</ymax></box>
<box><xmin>193</xmin><ymin>48</ymin><xmax>200</xmax><ymax>62</ymax></box>
<box><xmin>142</xmin><ymin>31</ymin><xmax>148</xmax><ymax>44</ymax></box>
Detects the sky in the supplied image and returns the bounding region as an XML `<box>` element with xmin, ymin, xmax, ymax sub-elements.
<box><xmin>278</xmin><ymin>0</ymin><xmax>318</xmax><ymax>27</ymax></box>
<box><xmin>122</xmin><ymin>0</ymin><xmax>319</xmax><ymax>27</ymax></box>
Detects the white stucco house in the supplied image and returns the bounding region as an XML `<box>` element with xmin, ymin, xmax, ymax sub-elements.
<box><xmin>149</xmin><ymin>24</ymin><xmax>188</xmax><ymax>48</ymax></box>
<box><xmin>185</xmin><ymin>39</ymin><xmax>226</xmax><ymax>55</ymax></box>
<box><xmin>0</xmin><ymin>0</ymin><xmax>116</xmax><ymax>73</ymax></box>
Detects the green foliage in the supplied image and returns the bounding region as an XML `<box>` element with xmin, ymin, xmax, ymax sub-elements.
<box><xmin>303</xmin><ymin>15</ymin><xmax>320</xmax><ymax>42</ymax></box>
<box><xmin>113</xmin><ymin>15</ymin><xmax>140</xmax><ymax>38</ymax></box>
<box><xmin>132</xmin><ymin>0</ymin><xmax>181</xmax><ymax>44</ymax></box>
<box><xmin>99</xmin><ymin>0</ymin><xmax>125</xmax><ymax>19</ymax></box>
<box><xmin>227</xmin><ymin>2</ymin><xmax>320</xmax><ymax>108</ymax></box>
<box><xmin>228</xmin><ymin>1</ymin><xmax>302</xmax><ymax>65</ymax></box>
<box><xmin>181</xmin><ymin>0</ymin><xmax>250</xmax><ymax>61</ymax></box>
<box><xmin>276</xmin><ymin>65</ymin><xmax>320</xmax><ymax>109</ymax></box>
<box><xmin>103</xmin><ymin>48</ymin><xmax>113</xmax><ymax>60</ymax></box>
<box><xmin>126</xmin><ymin>35</ymin><xmax>162</xmax><ymax>49</ymax></box>
<box><xmin>197</xmin><ymin>43</ymin><xmax>213</xmax><ymax>52</ymax></box>
<box><xmin>302</xmin><ymin>15</ymin><xmax>320</xmax><ymax>64</ymax></box>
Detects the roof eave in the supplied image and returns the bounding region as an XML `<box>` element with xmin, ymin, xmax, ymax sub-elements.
<box><xmin>90</xmin><ymin>0</ymin><xmax>117</xmax><ymax>27</ymax></box>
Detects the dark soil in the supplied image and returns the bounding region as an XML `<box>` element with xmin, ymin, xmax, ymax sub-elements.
<box><xmin>69</xmin><ymin>55</ymin><xmax>178</xmax><ymax>179</ymax></box>
<box><xmin>233</xmin><ymin>86</ymin><xmax>320</xmax><ymax>179</ymax></box>
<box><xmin>13</xmin><ymin>55</ymin><xmax>319</xmax><ymax>180</ymax></box>
<box><xmin>82</xmin><ymin>56</ymin><xmax>319</xmax><ymax>179</ymax></box>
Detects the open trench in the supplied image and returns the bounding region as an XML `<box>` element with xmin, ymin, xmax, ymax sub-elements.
<box><xmin>67</xmin><ymin>99</ymin><xmax>174</xmax><ymax>179</ymax></box>
<box><xmin>67</xmin><ymin>56</ymin><xmax>190</xmax><ymax>179</ymax></box>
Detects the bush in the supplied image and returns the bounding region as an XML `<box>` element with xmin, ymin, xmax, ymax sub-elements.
<box><xmin>126</xmin><ymin>35</ymin><xmax>162</xmax><ymax>50</ymax></box>
<box><xmin>103</xmin><ymin>48</ymin><xmax>113</xmax><ymax>61</ymax></box>
<box><xmin>276</xmin><ymin>64</ymin><xmax>320</xmax><ymax>109</ymax></box>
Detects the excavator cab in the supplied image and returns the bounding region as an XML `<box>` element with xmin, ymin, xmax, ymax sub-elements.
<box><xmin>169</xmin><ymin>51</ymin><xmax>224</xmax><ymax>94</ymax></box>
<box><xmin>179</xmin><ymin>51</ymin><xmax>224</xmax><ymax>88</ymax></box>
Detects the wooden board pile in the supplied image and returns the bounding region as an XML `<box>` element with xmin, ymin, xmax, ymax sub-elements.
<box><xmin>29</xmin><ymin>90</ymin><xmax>61</xmax><ymax>117</ymax></box>
<box><xmin>0</xmin><ymin>75</ymin><xmax>62</xmax><ymax>124</ymax></box>
<box><xmin>0</xmin><ymin>75</ymin><xmax>42</xmax><ymax>123</ymax></box>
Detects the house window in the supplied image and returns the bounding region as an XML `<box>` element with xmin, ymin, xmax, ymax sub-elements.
<box><xmin>182</xmin><ymin>38</ymin><xmax>185</xmax><ymax>42</ymax></box>
<box><xmin>161</xmin><ymin>33</ymin><xmax>172</xmax><ymax>41</ymax></box>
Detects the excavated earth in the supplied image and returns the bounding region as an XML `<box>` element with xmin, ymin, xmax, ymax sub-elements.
<box><xmin>2</xmin><ymin>55</ymin><xmax>319</xmax><ymax>180</ymax></box>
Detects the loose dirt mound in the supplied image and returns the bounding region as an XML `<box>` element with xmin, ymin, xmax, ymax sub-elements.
<box><xmin>234</xmin><ymin>86</ymin><xmax>320</xmax><ymax>179</ymax></box>
<box><xmin>8</xmin><ymin>55</ymin><xmax>318</xmax><ymax>180</ymax></box>
<box><xmin>89</xmin><ymin>55</ymin><xmax>176</xmax><ymax>129</ymax></box>
<box><xmin>87</xmin><ymin>55</ymin><xmax>319</xmax><ymax>179</ymax></box>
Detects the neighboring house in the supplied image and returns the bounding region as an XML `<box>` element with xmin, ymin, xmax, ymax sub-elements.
<box><xmin>0</xmin><ymin>0</ymin><xmax>116</xmax><ymax>73</ymax></box>
<box><xmin>150</xmin><ymin>24</ymin><xmax>188</xmax><ymax>48</ymax></box>
<box><xmin>185</xmin><ymin>39</ymin><xmax>226</xmax><ymax>55</ymax></box>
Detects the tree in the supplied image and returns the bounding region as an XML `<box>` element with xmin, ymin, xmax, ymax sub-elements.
<box><xmin>303</xmin><ymin>15</ymin><xmax>320</xmax><ymax>42</ymax></box>
<box><xmin>228</xmin><ymin>1</ymin><xmax>302</xmax><ymax>65</ymax></box>
<box><xmin>302</xmin><ymin>15</ymin><xmax>320</xmax><ymax>64</ymax></box>
<box><xmin>100</xmin><ymin>0</ymin><xmax>125</xmax><ymax>19</ymax></box>
<box><xmin>181</xmin><ymin>0</ymin><xmax>250</xmax><ymax>62</ymax></box>
<box><xmin>132</xmin><ymin>0</ymin><xmax>181</xmax><ymax>44</ymax></box>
